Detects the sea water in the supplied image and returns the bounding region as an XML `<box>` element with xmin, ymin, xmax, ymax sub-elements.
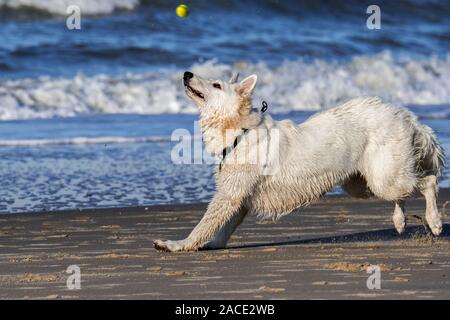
<box><xmin>0</xmin><ymin>0</ymin><xmax>449</xmax><ymax>213</ymax></box>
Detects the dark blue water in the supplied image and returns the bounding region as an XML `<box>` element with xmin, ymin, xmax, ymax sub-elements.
<box><xmin>1</xmin><ymin>0</ymin><xmax>449</xmax><ymax>79</ymax></box>
<box><xmin>0</xmin><ymin>0</ymin><xmax>449</xmax><ymax>213</ymax></box>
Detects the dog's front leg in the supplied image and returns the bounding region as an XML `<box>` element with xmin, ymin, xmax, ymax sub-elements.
<box><xmin>154</xmin><ymin>193</ymin><xmax>246</xmax><ymax>252</ymax></box>
<box><xmin>202</xmin><ymin>206</ymin><xmax>247</xmax><ymax>250</ymax></box>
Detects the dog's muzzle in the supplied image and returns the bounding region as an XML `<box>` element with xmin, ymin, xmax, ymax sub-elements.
<box><xmin>183</xmin><ymin>71</ymin><xmax>193</xmax><ymax>86</ymax></box>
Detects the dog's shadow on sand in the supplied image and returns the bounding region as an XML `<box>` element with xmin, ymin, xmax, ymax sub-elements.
<box><xmin>228</xmin><ymin>224</ymin><xmax>450</xmax><ymax>250</ymax></box>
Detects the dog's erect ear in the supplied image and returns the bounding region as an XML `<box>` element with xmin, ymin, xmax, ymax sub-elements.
<box><xmin>229</xmin><ymin>72</ymin><xmax>239</xmax><ymax>84</ymax></box>
<box><xmin>237</xmin><ymin>75</ymin><xmax>257</xmax><ymax>96</ymax></box>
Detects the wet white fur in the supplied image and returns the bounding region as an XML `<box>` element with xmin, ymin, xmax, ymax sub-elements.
<box><xmin>154</xmin><ymin>73</ymin><xmax>445</xmax><ymax>252</ymax></box>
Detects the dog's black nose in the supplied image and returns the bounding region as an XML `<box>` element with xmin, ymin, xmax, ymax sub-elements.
<box><xmin>183</xmin><ymin>71</ymin><xmax>193</xmax><ymax>80</ymax></box>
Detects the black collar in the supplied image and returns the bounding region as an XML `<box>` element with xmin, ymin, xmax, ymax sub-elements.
<box><xmin>219</xmin><ymin>101</ymin><xmax>268</xmax><ymax>171</ymax></box>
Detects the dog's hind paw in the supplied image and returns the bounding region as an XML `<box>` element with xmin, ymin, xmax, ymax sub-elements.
<box><xmin>393</xmin><ymin>217</ymin><xmax>406</xmax><ymax>234</ymax></box>
<box><xmin>427</xmin><ymin>221</ymin><xmax>442</xmax><ymax>236</ymax></box>
<box><xmin>426</xmin><ymin>212</ymin><xmax>442</xmax><ymax>236</ymax></box>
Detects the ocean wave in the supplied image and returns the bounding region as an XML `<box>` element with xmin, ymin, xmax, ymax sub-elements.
<box><xmin>0</xmin><ymin>0</ymin><xmax>139</xmax><ymax>16</ymax></box>
<box><xmin>1</xmin><ymin>52</ymin><xmax>449</xmax><ymax>121</ymax></box>
<box><xmin>0</xmin><ymin>135</ymin><xmax>172</xmax><ymax>147</ymax></box>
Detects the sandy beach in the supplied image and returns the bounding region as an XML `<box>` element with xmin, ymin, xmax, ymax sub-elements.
<box><xmin>0</xmin><ymin>190</ymin><xmax>449</xmax><ymax>300</ymax></box>
<box><xmin>1</xmin><ymin>0</ymin><xmax>449</xmax><ymax>305</ymax></box>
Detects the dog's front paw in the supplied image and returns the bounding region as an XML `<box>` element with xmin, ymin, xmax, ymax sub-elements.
<box><xmin>153</xmin><ymin>239</ymin><xmax>197</xmax><ymax>252</ymax></box>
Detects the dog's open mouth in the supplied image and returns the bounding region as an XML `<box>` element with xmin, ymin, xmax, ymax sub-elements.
<box><xmin>186</xmin><ymin>85</ymin><xmax>205</xmax><ymax>100</ymax></box>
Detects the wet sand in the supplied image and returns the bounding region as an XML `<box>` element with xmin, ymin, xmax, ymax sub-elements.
<box><xmin>0</xmin><ymin>190</ymin><xmax>449</xmax><ymax>299</ymax></box>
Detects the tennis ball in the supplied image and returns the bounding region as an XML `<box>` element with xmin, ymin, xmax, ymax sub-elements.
<box><xmin>176</xmin><ymin>4</ymin><xmax>189</xmax><ymax>17</ymax></box>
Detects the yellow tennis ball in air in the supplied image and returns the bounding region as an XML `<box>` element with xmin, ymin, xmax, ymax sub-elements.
<box><xmin>176</xmin><ymin>4</ymin><xmax>189</xmax><ymax>17</ymax></box>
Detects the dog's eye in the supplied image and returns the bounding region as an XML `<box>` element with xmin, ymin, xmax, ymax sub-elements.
<box><xmin>213</xmin><ymin>83</ymin><xmax>221</xmax><ymax>89</ymax></box>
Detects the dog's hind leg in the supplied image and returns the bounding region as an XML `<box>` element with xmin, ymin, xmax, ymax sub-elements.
<box><xmin>393</xmin><ymin>200</ymin><xmax>406</xmax><ymax>234</ymax></box>
<box><xmin>419</xmin><ymin>175</ymin><xmax>442</xmax><ymax>236</ymax></box>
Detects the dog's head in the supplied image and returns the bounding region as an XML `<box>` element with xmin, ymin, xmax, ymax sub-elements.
<box><xmin>183</xmin><ymin>71</ymin><xmax>258</xmax><ymax>118</ymax></box>
<box><xmin>183</xmin><ymin>71</ymin><xmax>261</xmax><ymax>154</ymax></box>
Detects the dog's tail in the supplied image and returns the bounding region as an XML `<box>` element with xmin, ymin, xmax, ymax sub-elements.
<box><xmin>414</xmin><ymin>123</ymin><xmax>445</xmax><ymax>177</ymax></box>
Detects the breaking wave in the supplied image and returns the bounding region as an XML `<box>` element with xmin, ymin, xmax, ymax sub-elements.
<box><xmin>0</xmin><ymin>136</ymin><xmax>167</xmax><ymax>147</ymax></box>
<box><xmin>0</xmin><ymin>0</ymin><xmax>139</xmax><ymax>16</ymax></box>
<box><xmin>0</xmin><ymin>134</ymin><xmax>202</xmax><ymax>147</ymax></box>
<box><xmin>1</xmin><ymin>52</ymin><xmax>449</xmax><ymax>121</ymax></box>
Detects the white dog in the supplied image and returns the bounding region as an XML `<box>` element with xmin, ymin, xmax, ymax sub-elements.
<box><xmin>154</xmin><ymin>72</ymin><xmax>445</xmax><ymax>252</ymax></box>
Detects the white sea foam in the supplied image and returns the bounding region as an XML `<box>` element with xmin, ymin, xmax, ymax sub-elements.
<box><xmin>0</xmin><ymin>135</ymin><xmax>202</xmax><ymax>146</ymax></box>
<box><xmin>0</xmin><ymin>136</ymin><xmax>166</xmax><ymax>146</ymax></box>
<box><xmin>1</xmin><ymin>52</ymin><xmax>449</xmax><ymax>121</ymax></box>
<box><xmin>0</xmin><ymin>0</ymin><xmax>139</xmax><ymax>15</ymax></box>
